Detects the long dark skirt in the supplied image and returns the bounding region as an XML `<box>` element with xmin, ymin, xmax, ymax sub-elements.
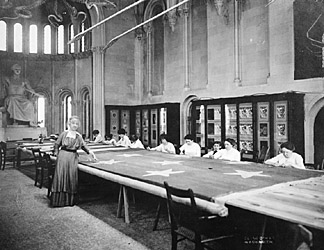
<box><xmin>51</xmin><ymin>150</ymin><xmax>79</xmax><ymax>207</ymax></box>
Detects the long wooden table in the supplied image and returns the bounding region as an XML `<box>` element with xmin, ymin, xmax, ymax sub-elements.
<box><xmin>76</xmin><ymin>146</ymin><xmax>324</xmax><ymax>231</ymax></box>
<box><xmin>16</xmin><ymin>140</ymin><xmax>54</xmax><ymax>167</ymax></box>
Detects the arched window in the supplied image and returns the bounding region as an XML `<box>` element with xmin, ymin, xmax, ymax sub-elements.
<box><xmin>151</xmin><ymin>5</ymin><xmax>165</xmax><ymax>95</ymax></box>
<box><xmin>144</xmin><ymin>1</ymin><xmax>165</xmax><ymax>96</ymax></box>
<box><xmin>69</xmin><ymin>24</ymin><xmax>74</xmax><ymax>53</ymax></box>
<box><xmin>37</xmin><ymin>96</ymin><xmax>45</xmax><ymax>127</ymax></box>
<box><xmin>0</xmin><ymin>21</ymin><xmax>7</xmax><ymax>51</ymax></box>
<box><xmin>14</xmin><ymin>23</ymin><xmax>23</xmax><ymax>52</ymax></box>
<box><xmin>82</xmin><ymin>91</ymin><xmax>91</xmax><ymax>139</ymax></box>
<box><xmin>44</xmin><ymin>25</ymin><xmax>51</xmax><ymax>54</ymax></box>
<box><xmin>29</xmin><ymin>24</ymin><xmax>38</xmax><ymax>53</ymax></box>
<box><xmin>63</xmin><ymin>95</ymin><xmax>72</xmax><ymax>130</ymax></box>
<box><xmin>58</xmin><ymin>25</ymin><xmax>64</xmax><ymax>54</ymax></box>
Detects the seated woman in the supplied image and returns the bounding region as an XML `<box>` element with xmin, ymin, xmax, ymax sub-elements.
<box><xmin>103</xmin><ymin>133</ymin><xmax>117</xmax><ymax>145</ymax></box>
<box><xmin>202</xmin><ymin>141</ymin><xmax>222</xmax><ymax>159</ymax></box>
<box><xmin>92</xmin><ymin>129</ymin><xmax>103</xmax><ymax>143</ymax></box>
<box><xmin>179</xmin><ymin>134</ymin><xmax>201</xmax><ymax>157</ymax></box>
<box><xmin>213</xmin><ymin>138</ymin><xmax>241</xmax><ymax>161</ymax></box>
<box><xmin>129</xmin><ymin>134</ymin><xmax>145</xmax><ymax>149</ymax></box>
<box><xmin>148</xmin><ymin>134</ymin><xmax>176</xmax><ymax>154</ymax></box>
<box><xmin>115</xmin><ymin>128</ymin><xmax>131</xmax><ymax>147</ymax></box>
<box><xmin>264</xmin><ymin>141</ymin><xmax>305</xmax><ymax>169</ymax></box>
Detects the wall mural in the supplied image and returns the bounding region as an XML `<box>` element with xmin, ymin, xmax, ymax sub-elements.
<box><xmin>294</xmin><ymin>0</ymin><xmax>324</xmax><ymax>79</ymax></box>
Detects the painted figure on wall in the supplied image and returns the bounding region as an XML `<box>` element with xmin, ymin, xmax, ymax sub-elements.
<box><xmin>3</xmin><ymin>64</ymin><xmax>38</xmax><ymax>126</ymax></box>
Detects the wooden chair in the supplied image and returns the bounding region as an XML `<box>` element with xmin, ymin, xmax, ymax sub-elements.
<box><xmin>43</xmin><ymin>153</ymin><xmax>56</xmax><ymax>197</ymax></box>
<box><xmin>164</xmin><ymin>181</ymin><xmax>236</xmax><ymax>250</ymax></box>
<box><xmin>32</xmin><ymin>148</ymin><xmax>46</xmax><ymax>188</ymax></box>
<box><xmin>0</xmin><ymin>141</ymin><xmax>17</xmax><ymax>170</ymax></box>
<box><xmin>257</xmin><ymin>146</ymin><xmax>270</xmax><ymax>163</ymax></box>
<box><xmin>240</xmin><ymin>149</ymin><xmax>257</xmax><ymax>162</ymax></box>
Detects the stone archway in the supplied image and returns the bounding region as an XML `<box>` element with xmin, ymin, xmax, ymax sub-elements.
<box><xmin>314</xmin><ymin>107</ymin><xmax>324</xmax><ymax>168</ymax></box>
<box><xmin>181</xmin><ymin>95</ymin><xmax>199</xmax><ymax>140</ymax></box>
<box><xmin>305</xmin><ymin>96</ymin><xmax>324</xmax><ymax>164</ymax></box>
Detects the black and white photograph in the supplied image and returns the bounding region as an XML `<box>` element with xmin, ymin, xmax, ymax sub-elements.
<box><xmin>0</xmin><ymin>1</ymin><xmax>323</xmax><ymax>250</ymax></box>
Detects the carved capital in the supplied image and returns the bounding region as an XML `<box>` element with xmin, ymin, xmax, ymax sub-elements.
<box><xmin>91</xmin><ymin>46</ymin><xmax>105</xmax><ymax>54</ymax></box>
<box><xmin>178</xmin><ymin>2</ymin><xmax>189</xmax><ymax>17</ymax></box>
<box><xmin>167</xmin><ymin>9</ymin><xmax>178</xmax><ymax>32</ymax></box>
<box><xmin>143</xmin><ymin>23</ymin><xmax>152</xmax><ymax>34</ymax></box>
<box><xmin>213</xmin><ymin>0</ymin><xmax>229</xmax><ymax>25</ymax></box>
<box><xmin>135</xmin><ymin>27</ymin><xmax>144</xmax><ymax>40</ymax></box>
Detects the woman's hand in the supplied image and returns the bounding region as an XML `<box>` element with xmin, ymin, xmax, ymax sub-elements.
<box><xmin>89</xmin><ymin>150</ymin><xmax>98</xmax><ymax>162</ymax></box>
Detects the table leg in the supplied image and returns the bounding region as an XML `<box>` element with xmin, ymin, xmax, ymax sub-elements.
<box><xmin>123</xmin><ymin>186</ymin><xmax>130</xmax><ymax>224</ymax></box>
<box><xmin>117</xmin><ymin>185</ymin><xmax>123</xmax><ymax>218</ymax></box>
<box><xmin>16</xmin><ymin>148</ymin><xmax>21</xmax><ymax>168</ymax></box>
<box><xmin>152</xmin><ymin>201</ymin><xmax>161</xmax><ymax>231</ymax></box>
<box><xmin>116</xmin><ymin>185</ymin><xmax>130</xmax><ymax>224</ymax></box>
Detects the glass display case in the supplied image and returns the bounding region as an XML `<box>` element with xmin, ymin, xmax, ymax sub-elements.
<box><xmin>106</xmin><ymin>103</ymin><xmax>180</xmax><ymax>148</ymax></box>
<box><xmin>191</xmin><ymin>92</ymin><xmax>305</xmax><ymax>161</ymax></box>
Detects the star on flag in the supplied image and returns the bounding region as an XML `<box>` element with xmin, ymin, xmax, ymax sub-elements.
<box><xmin>152</xmin><ymin>160</ymin><xmax>183</xmax><ymax>166</ymax></box>
<box><xmin>117</xmin><ymin>153</ymin><xmax>142</xmax><ymax>157</ymax></box>
<box><xmin>92</xmin><ymin>159</ymin><xmax>123</xmax><ymax>165</ymax></box>
<box><xmin>224</xmin><ymin>170</ymin><xmax>271</xmax><ymax>179</ymax></box>
<box><xmin>143</xmin><ymin>169</ymin><xmax>185</xmax><ymax>177</ymax></box>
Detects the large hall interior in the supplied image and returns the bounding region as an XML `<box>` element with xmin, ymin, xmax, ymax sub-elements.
<box><xmin>0</xmin><ymin>0</ymin><xmax>324</xmax><ymax>250</ymax></box>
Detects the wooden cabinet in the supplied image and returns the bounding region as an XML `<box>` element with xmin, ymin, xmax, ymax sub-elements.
<box><xmin>105</xmin><ymin>103</ymin><xmax>180</xmax><ymax>148</ymax></box>
<box><xmin>191</xmin><ymin>92</ymin><xmax>305</xmax><ymax>161</ymax></box>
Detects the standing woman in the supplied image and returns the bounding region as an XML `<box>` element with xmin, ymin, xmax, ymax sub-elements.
<box><xmin>51</xmin><ymin>116</ymin><xmax>97</xmax><ymax>207</ymax></box>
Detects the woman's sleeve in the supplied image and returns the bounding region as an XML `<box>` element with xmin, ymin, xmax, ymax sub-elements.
<box><xmin>213</xmin><ymin>150</ymin><xmax>222</xmax><ymax>159</ymax></box>
<box><xmin>264</xmin><ymin>155</ymin><xmax>279</xmax><ymax>165</ymax></box>
<box><xmin>295</xmin><ymin>154</ymin><xmax>305</xmax><ymax>169</ymax></box>
<box><xmin>80</xmin><ymin>136</ymin><xmax>90</xmax><ymax>154</ymax></box>
<box><xmin>169</xmin><ymin>144</ymin><xmax>176</xmax><ymax>154</ymax></box>
<box><xmin>195</xmin><ymin>145</ymin><xmax>201</xmax><ymax>157</ymax></box>
<box><xmin>54</xmin><ymin>132</ymin><xmax>64</xmax><ymax>155</ymax></box>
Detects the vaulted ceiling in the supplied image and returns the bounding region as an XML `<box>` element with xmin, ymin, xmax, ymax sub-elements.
<box><xmin>0</xmin><ymin>0</ymin><xmax>116</xmax><ymax>26</ymax></box>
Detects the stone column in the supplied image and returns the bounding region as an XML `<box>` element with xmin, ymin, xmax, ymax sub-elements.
<box><xmin>234</xmin><ymin>0</ymin><xmax>241</xmax><ymax>85</ymax></box>
<box><xmin>92</xmin><ymin>45</ymin><xmax>105</xmax><ymax>136</ymax></box>
<box><xmin>181</xmin><ymin>3</ymin><xmax>190</xmax><ymax>90</ymax></box>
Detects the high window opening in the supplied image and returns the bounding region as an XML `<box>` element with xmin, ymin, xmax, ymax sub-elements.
<box><xmin>14</xmin><ymin>23</ymin><xmax>23</xmax><ymax>52</ymax></box>
<box><xmin>80</xmin><ymin>22</ymin><xmax>85</xmax><ymax>52</ymax></box>
<box><xmin>44</xmin><ymin>25</ymin><xmax>51</xmax><ymax>54</ymax></box>
<box><xmin>29</xmin><ymin>24</ymin><xmax>38</xmax><ymax>53</ymax></box>
<box><xmin>69</xmin><ymin>24</ymin><xmax>74</xmax><ymax>53</ymax></box>
<box><xmin>0</xmin><ymin>21</ymin><xmax>7</xmax><ymax>51</ymax></box>
<box><xmin>58</xmin><ymin>25</ymin><xmax>64</xmax><ymax>54</ymax></box>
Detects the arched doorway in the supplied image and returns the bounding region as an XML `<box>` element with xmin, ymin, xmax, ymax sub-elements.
<box><xmin>314</xmin><ymin>107</ymin><xmax>324</xmax><ymax>168</ymax></box>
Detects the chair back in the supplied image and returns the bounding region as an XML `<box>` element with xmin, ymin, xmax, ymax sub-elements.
<box><xmin>258</xmin><ymin>146</ymin><xmax>270</xmax><ymax>163</ymax></box>
<box><xmin>240</xmin><ymin>150</ymin><xmax>257</xmax><ymax>162</ymax></box>
<box><xmin>43</xmin><ymin>153</ymin><xmax>55</xmax><ymax>197</ymax></box>
<box><xmin>31</xmin><ymin>148</ymin><xmax>44</xmax><ymax>169</ymax></box>
<box><xmin>1</xmin><ymin>141</ymin><xmax>17</xmax><ymax>169</ymax></box>
<box><xmin>0</xmin><ymin>141</ymin><xmax>4</xmax><ymax>169</ymax></box>
<box><xmin>164</xmin><ymin>181</ymin><xmax>199</xmax><ymax>230</ymax></box>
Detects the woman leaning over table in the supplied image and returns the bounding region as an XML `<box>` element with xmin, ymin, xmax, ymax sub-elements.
<box><xmin>148</xmin><ymin>133</ymin><xmax>176</xmax><ymax>154</ymax></box>
<box><xmin>179</xmin><ymin>134</ymin><xmax>201</xmax><ymax>157</ymax></box>
<box><xmin>51</xmin><ymin>116</ymin><xmax>97</xmax><ymax>207</ymax></box>
<box><xmin>213</xmin><ymin>138</ymin><xmax>241</xmax><ymax>162</ymax></box>
<box><xmin>264</xmin><ymin>141</ymin><xmax>305</xmax><ymax>169</ymax></box>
